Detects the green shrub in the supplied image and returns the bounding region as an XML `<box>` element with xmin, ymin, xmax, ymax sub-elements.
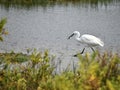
<box><xmin>0</xmin><ymin>18</ymin><xmax>8</xmax><ymax>41</ymax></box>
<box><xmin>0</xmin><ymin>52</ymin><xmax>30</xmax><ymax>63</ymax></box>
<box><xmin>0</xmin><ymin>51</ymin><xmax>120</xmax><ymax>90</ymax></box>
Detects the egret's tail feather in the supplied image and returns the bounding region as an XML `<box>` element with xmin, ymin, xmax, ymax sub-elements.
<box><xmin>99</xmin><ymin>40</ymin><xmax>104</xmax><ymax>47</ymax></box>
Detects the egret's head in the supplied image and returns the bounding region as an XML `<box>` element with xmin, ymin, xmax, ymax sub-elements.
<box><xmin>73</xmin><ymin>31</ymin><xmax>79</xmax><ymax>35</ymax></box>
<box><xmin>68</xmin><ymin>31</ymin><xmax>80</xmax><ymax>39</ymax></box>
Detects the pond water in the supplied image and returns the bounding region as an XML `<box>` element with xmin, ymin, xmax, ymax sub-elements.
<box><xmin>0</xmin><ymin>1</ymin><xmax>120</xmax><ymax>70</ymax></box>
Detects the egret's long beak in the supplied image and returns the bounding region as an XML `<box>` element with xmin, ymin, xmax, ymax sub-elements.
<box><xmin>68</xmin><ymin>33</ymin><xmax>74</xmax><ymax>39</ymax></box>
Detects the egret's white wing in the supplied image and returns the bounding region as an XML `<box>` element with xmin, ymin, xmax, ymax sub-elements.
<box><xmin>80</xmin><ymin>34</ymin><xmax>104</xmax><ymax>47</ymax></box>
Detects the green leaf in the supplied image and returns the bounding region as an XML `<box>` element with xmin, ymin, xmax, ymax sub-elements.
<box><xmin>106</xmin><ymin>79</ymin><xmax>115</xmax><ymax>90</ymax></box>
<box><xmin>0</xmin><ymin>18</ymin><xmax>7</xmax><ymax>30</ymax></box>
<box><xmin>0</xmin><ymin>36</ymin><xmax>3</xmax><ymax>41</ymax></box>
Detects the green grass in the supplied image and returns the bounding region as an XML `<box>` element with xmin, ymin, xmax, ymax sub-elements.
<box><xmin>0</xmin><ymin>52</ymin><xmax>30</xmax><ymax>63</ymax></box>
<box><xmin>0</xmin><ymin>18</ymin><xmax>8</xmax><ymax>41</ymax></box>
<box><xmin>0</xmin><ymin>50</ymin><xmax>120</xmax><ymax>90</ymax></box>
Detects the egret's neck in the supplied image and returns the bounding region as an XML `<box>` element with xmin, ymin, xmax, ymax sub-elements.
<box><xmin>75</xmin><ymin>33</ymin><xmax>81</xmax><ymax>41</ymax></box>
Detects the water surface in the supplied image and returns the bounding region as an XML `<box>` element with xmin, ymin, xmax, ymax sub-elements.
<box><xmin>0</xmin><ymin>1</ymin><xmax>120</xmax><ymax>69</ymax></box>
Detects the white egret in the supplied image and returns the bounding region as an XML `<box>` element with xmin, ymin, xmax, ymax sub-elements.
<box><xmin>68</xmin><ymin>31</ymin><xmax>104</xmax><ymax>56</ymax></box>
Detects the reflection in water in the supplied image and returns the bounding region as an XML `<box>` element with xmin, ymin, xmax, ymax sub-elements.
<box><xmin>0</xmin><ymin>0</ymin><xmax>119</xmax><ymax>9</ymax></box>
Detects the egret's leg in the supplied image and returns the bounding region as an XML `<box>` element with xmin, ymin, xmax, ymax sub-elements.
<box><xmin>73</xmin><ymin>48</ymin><xmax>85</xmax><ymax>57</ymax></box>
<box><xmin>91</xmin><ymin>47</ymin><xmax>95</xmax><ymax>52</ymax></box>
<box><xmin>80</xmin><ymin>48</ymin><xmax>85</xmax><ymax>54</ymax></box>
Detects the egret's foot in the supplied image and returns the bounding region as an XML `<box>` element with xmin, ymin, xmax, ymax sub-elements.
<box><xmin>80</xmin><ymin>52</ymin><xmax>84</xmax><ymax>54</ymax></box>
<box><xmin>73</xmin><ymin>54</ymin><xmax>78</xmax><ymax>57</ymax></box>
